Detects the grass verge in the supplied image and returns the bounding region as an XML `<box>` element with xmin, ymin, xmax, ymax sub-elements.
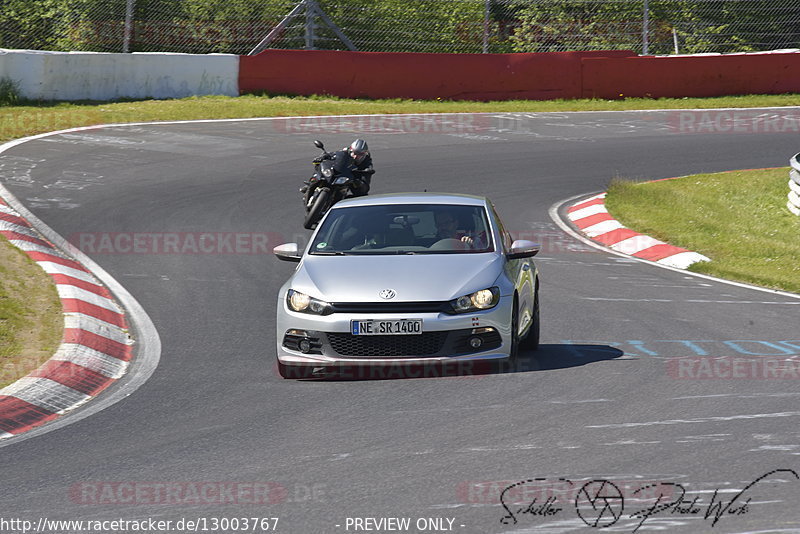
<box><xmin>0</xmin><ymin>77</ymin><xmax>21</xmax><ymax>107</ymax></box>
<box><xmin>1</xmin><ymin>92</ymin><xmax>799</xmax><ymax>144</ymax></box>
<box><xmin>605</xmin><ymin>168</ymin><xmax>800</xmax><ymax>294</ymax></box>
<box><xmin>0</xmin><ymin>235</ymin><xmax>63</xmax><ymax>388</ymax></box>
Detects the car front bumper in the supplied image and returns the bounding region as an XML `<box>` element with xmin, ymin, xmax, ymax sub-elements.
<box><xmin>275</xmin><ymin>295</ymin><xmax>514</xmax><ymax>367</ymax></box>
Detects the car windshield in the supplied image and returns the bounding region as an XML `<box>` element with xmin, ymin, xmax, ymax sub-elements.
<box><xmin>309</xmin><ymin>203</ymin><xmax>494</xmax><ymax>255</ymax></box>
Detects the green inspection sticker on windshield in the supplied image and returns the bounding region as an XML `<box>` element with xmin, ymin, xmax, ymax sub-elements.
<box><xmin>316</xmin><ymin>242</ymin><xmax>328</xmax><ymax>249</ymax></box>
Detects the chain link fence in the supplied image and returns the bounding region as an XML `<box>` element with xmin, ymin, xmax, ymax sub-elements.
<box><xmin>1</xmin><ymin>0</ymin><xmax>799</xmax><ymax>55</ymax></box>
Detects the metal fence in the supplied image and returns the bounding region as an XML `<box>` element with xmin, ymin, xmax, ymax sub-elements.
<box><xmin>1</xmin><ymin>0</ymin><xmax>799</xmax><ymax>55</ymax></box>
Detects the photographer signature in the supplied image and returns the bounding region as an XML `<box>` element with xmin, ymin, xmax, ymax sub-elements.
<box><xmin>499</xmin><ymin>468</ymin><xmax>799</xmax><ymax>531</ymax></box>
<box><xmin>627</xmin><ymin>469</ymin><xmax>798</xmax><ymax>533</ymax></box>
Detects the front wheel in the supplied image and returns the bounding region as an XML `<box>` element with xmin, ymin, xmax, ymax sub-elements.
<box><xmin>508</xmin><ymin>299</ymin><xmax>520</xmax><ymax>365</ymax></box>
<box><xmin>303</xmin><ymin>188</ymin><xmax>331</xmax><ymax>230</ymax></box>
<box><xmin>521</xmin><ymin>289</ymin><xmax>540</xmax><ymax>351</ymax></box>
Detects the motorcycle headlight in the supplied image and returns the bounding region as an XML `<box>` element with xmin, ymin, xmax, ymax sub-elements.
<box><xmin>333</xmin><ymin>176</ymin><xmax>349</xmax><ymax>185</ymax></box>
<box><xmin>287</xmin><ymin>289</ymin><xmax>333</xmax><ymax>315</ymax></box>
<box><xmin>321</xmin><ymin>167</ymin><xmax>333</xmax><ymax>178</ymax></box>
<box><xmin>449</xmin><ymin>287</ymin><xmax>500</xmax><ymax>314</ymax></box>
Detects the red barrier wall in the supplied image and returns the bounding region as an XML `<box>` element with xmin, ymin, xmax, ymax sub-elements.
<box><xmin>239</xmin><ymin>49</ymin><xmax>635</xmax><ymax>101</ymax></box>
<box><xmin>582</xmin><ymin>52</ymin><xmax>800</xmax><ymax>99</ymax></box>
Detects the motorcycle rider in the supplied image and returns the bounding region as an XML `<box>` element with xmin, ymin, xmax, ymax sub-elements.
<box><xmin>346</xmin><ymin>139</ymin><xmax>374</xmax><ymax>197</ymax></box>
<box><xmin>301</xmin><ymin>139</ymin><xmax>374</xmax><ymax>199</ymax></box>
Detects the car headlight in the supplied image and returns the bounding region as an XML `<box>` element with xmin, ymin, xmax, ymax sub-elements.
<box><xmin>287</xmin><ymin>289</ymin><xmax>333</xmax><ymax>315</ymax></box>
<box><xmin>449</xmin><ymin>287</ymin><xmax>500</xmax><ymax>314</ymax></box>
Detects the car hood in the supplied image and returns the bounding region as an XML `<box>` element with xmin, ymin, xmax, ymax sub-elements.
<box><xmin>291</xmin><ymin>253</ymin><xmax>504</xmax><ymax>302</ymax></box>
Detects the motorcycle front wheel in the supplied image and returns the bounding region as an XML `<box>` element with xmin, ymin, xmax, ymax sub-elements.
<box><xmin>303</xmin><ymin>188</ymin><xmax>331</xmax><ymax>229</ymax></box>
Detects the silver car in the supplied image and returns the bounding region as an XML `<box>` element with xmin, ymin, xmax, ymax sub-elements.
<box><xmin>273</xmin><ymin>193</ymin><xmax>540</xmax><ymax>379</ymax></box>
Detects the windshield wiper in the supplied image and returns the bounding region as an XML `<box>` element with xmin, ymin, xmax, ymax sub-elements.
<box><xmin>310</xmin><ymin>251</ymin><xmax>348</xmax><ymax>256</ymax></box>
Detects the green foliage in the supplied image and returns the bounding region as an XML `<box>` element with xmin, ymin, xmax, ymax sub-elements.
<box><xmin>0</xmin><ymin>0</ymin><xmax>66</xmax><ymax>50</ymax></box>
<box><xmin>0</xmin><ymin>77</ymin><xmax>21</xmax><ymax>106</ymax></box>
<box><xmin>310</xmin><ymin>0</ymin><xmax>485</xmax><ymax>53</ymax></box>
<box><xmin>0</xmin><ymin>0</ymin><xmax>798</xmax><ymax>54</ymax></box>
<box><xmin>56</xmin><ymin>0</ymin><xmax>189</xmax><ymax>52</ymax></box>
<box><xmin>509</xmin><ymin>0</ymin><xmax>800</xmax><ymax>54</ymax></box>
<box><xmin>671</xmin><ymin>0</ymin><xmax>800</xmax><ymax>53</ymax></box>
<box><xmin>56</xmin><ymin>0</ymin><xmax>124</xmax><ymax>52</ymax></box>
<box><xmin>176</xmin><ymin>0</ymin><xmax>295</xmax><ymax>54</ymax></box>
<box><xmin>510</xmin><ymin>0</ymin><xmax>642</xmax><ymax>53</ymax></box>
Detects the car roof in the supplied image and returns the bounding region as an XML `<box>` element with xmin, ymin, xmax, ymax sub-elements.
<box><xmin>332</xmin><ymin>192</ymin><xmax>489</xmax><ymax>208</ymax></box>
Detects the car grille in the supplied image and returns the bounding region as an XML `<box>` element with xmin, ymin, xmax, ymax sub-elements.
<box><xmin>327</xmin><ymin>332</ymin><xmax>448</xmax><ymax>357</ymax></box>
<box><xmin>331</xmin><ymin>302</ymin><xmax>450</xmax><ymax>314</ymax></box>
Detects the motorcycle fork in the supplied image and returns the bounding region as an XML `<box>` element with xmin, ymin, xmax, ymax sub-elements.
<box><xmin>304</xmin><ymin>181</ymin><xmax>318</xmax><ymax>207</ymax></box>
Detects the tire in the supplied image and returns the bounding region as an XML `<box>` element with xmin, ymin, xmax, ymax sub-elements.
<box><xmin>303</xmin><ymin>188</ymin><xmax>331</xmax><ymax>230</ymax></box>
<box><xmin>508</xmin><ymin>298</ymin><xmax>520</xmax><ymax>365</ymax></box>
<box><xmin>521</xmin><ymin>289</ymin><xmax>540</xmax><ymax>351</ymax></box>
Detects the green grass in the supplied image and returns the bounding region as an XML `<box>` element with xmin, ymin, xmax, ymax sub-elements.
<box><xmin>605</xmin><ymin>169</ymin><xmax>800</xmax><ymax>294</ymax></box>
<box><xmin>0</xmin><ymin>77</ymin><xmax>21</xmax><ymax>107</ymax></box>
<box><xmin>1</xmin><ymin>92</ymin><xmax>799</xmax><ymax>143</ymax></box>
<box><xmin>0</xmin><ymin>235</ymin><xmax>63</xmax><ymax>388</ymax></box>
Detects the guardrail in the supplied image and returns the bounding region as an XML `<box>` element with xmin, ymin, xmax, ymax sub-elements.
<box><xmin>0</xmin><ymin>49</ymin><xmax>238</xmax><ymax>101</ymax></box>
<box><xmin>238</xmin><ymin>49</ymin><xmax>636</xmax><ymax>101</ymax></box>
<box><xmin>240</xmin><ymin>49</ymin><xmax>800</xmax><ymax>101</ymax></box>
<box><xmin>789</xmin><ymin>154</ymin><xmax>800</xmax><ymax>216</ymax></box>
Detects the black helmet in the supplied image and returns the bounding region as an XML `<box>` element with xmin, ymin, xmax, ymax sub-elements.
<box><xmin>349</xmin><ymin>139</ymin><xmax>369</xmax><ymax>165</ymax></box>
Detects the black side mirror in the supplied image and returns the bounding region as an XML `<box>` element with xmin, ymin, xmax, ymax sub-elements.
<box><xmin>314</xmin><ymin>140</ymin><xmax>324</xmax><ymax>150</ymax></box>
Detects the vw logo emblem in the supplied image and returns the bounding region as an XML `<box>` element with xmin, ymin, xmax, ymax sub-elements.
<box><xmin>379</xmin><ymin>289</ymin><xmax>396</xmax><ymax>300</ymax></box>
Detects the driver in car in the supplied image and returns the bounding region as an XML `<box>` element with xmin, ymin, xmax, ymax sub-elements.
<box><xmin>434</xmin><ymin>210</ymin><xmax>482</xmax><ymax>248</ymax></box>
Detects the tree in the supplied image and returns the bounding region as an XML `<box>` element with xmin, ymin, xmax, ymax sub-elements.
<box><xmin>0</xmin><ymin>0</ymin><xmax>65</xmax><ymax>50</ymax></box>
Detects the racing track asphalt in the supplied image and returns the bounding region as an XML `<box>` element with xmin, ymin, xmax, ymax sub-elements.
<box><xmin>1</xmin><ymin>110</ymin><xmax>799</xmax><ymax>533</ymax></box>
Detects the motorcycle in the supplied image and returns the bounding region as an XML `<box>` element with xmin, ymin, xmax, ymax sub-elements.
<box><xmin>302</xmin><ymin>140</ymin><xmax>357</xmax><ymax>230</ymax></box>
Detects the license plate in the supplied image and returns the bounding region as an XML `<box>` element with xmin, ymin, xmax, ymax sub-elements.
<box><xmin>351</xmin><ymin>319</ymin><xmax>423</xmax><ymax>336</ymax></box>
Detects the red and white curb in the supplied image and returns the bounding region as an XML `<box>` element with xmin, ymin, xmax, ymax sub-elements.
<box><xmin>566</xmin><ymin>193</ymin><xmax>710</xmax><ymax>270</ymax></box>
<box><xmin>0</xmin><ymin>198</ymin><xmax>133</xmax><ymax>439</ymax></box>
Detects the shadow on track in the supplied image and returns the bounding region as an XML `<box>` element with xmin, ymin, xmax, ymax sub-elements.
<box><xmin>520</xmin><ymin>343</ymin><xmax>625</xmax><ymax>372</ymax></box>
<box><xmin>277</xmin><ymin>344</ymin><xmax>624</xmax><ymax>381</ymax></box>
